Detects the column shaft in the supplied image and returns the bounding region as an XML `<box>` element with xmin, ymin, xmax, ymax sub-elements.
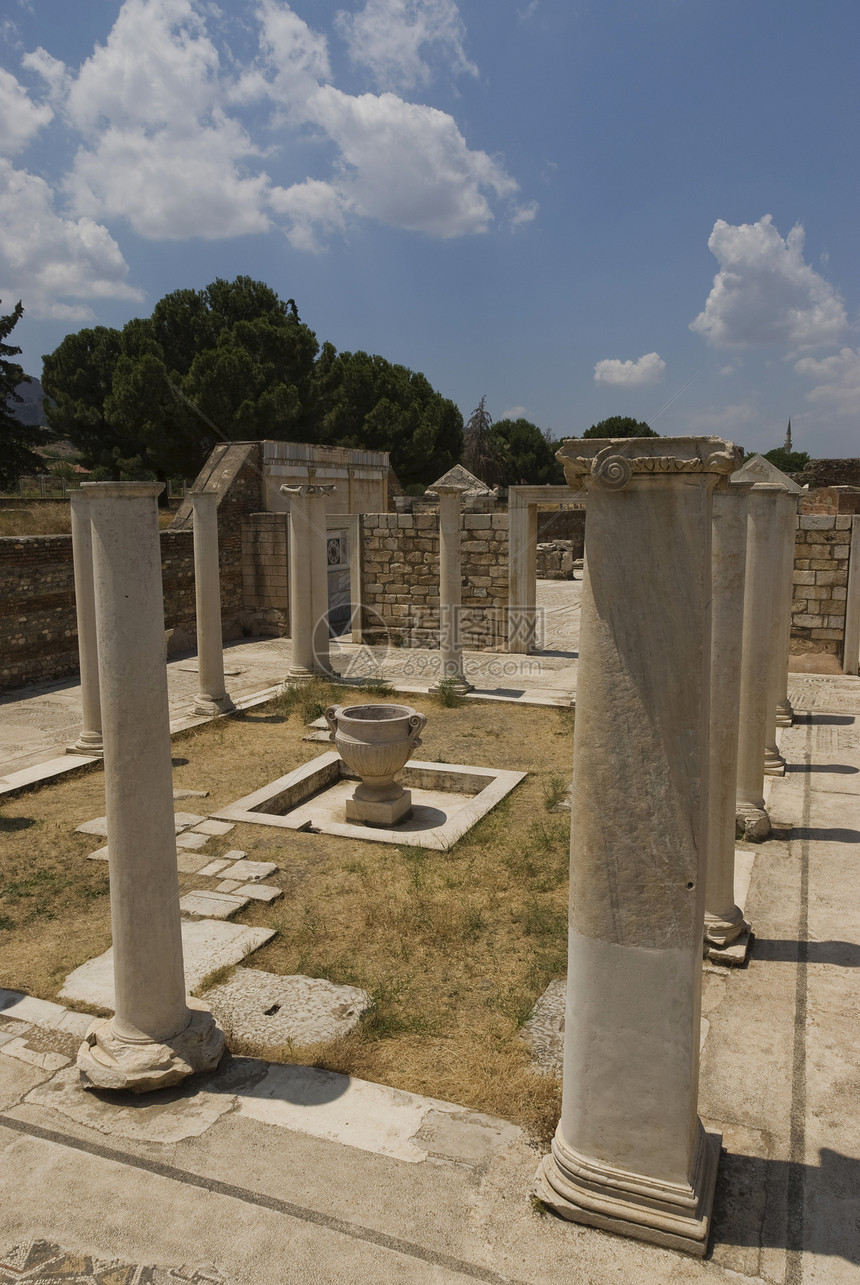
<box><xmin>735</xmin><ymin>484</ymin><xmax>782</xmax><ymax>840</ymax></box>
<box><xmin>433</xmin><ymin>487</ymin><xmax>472</xmax><ymax>692</ymax></box>
<box><xmin>69</xmin><ymin>491</ymin><xmax>103</xmax><ymax>754</ymax></box>
<box><xmin>284</xmin><ymin>484</ymin><xmax>335</xmax><ymax>678</ymax></box>
<box><xmin>775</xmin><ymin>495</ymin><xmax>799</xmax><ymax>725</ymax></box>
<box><xmin>508</xmin><ymin>502</ymin><xmax>538</xmax><ymax>653</ymax></box>
<box><xmin>191</xmin><ymin>491</ymin><xmax>234</xmax><ymax>716</ymax></box>
<box><xmin>76</xmin><ymin>482</ymin><xmax>224</xmax><ymax>1093</ymax></box>
<box><xmin>704</xmin><ymin>482</ymin><xmax>750</xmax><ymax>947</ymax></box>
<box><xmin>536</xmin><ymin>436</ymin><xmax>738</xmax><ymax>1256</ymax></box>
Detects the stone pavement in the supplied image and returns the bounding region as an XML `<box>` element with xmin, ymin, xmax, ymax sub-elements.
<box><xmin>0</xmin><ymin>669</ymin><xmax>857</xmax><ymax>1283</ymax></box>
<box><xmin>0</xmin><ymin>581</ymin><xmax>581</xmax><ymax>790</ymax></box>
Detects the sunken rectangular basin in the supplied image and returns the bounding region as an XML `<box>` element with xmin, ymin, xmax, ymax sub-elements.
<box><xmin>211</xmin><ymin>751</ymin><xmax>526</xmax><ymax>850</ymax></box>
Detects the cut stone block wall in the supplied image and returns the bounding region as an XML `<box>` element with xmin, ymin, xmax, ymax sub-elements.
<box><xmin>790</xmin><ymin>512</ymin><xmax>852</xmax><ymax>659</ymax></box>
<box><xmin>241</xmin><ymin>513</ymin><xmax>289</xmax><ymax>637</ymax></box>
<box><xmin>0</xmin><ymin>530</ymin><xmax>200</xmax><ymax>691</ymax></box>
<box><xmin>537</xmin><ymin>540</ymin><xmax>579</xmax><ymax>579</ymax></box>
<box><xmin>360</xmin><ymin>510</ymin><xmax>509</xmax><ymax>649</ymax></box>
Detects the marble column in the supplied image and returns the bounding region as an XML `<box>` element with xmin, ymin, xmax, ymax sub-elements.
<box><xmin>735</xmin><ymin>483</ymin><xmax>783</xmax><ymax>840</ymax></box>
<box><xmin>774</xmin><ymin>491</ymin><xmax>800</xmax><ymax>729</ymax></box>
<box><xmin>432</xmin><ymin>485</ymin><xmax>473</xmax><ymax>693</ymax></box>
<box><xmin>508</xmin><ymin>499</ymin><xmax>538</xmax><ymax>654</ymax></box>
<box><xmin>704</xmin><ymin>480</ymin><xmax>751</xmax><ymax>951</ymax></box>
<box><xmin>68</xmin><ymin>490</ymin><xmax>103</xmax><ymax>755</ymax></box>
<box><xmin>283</xmin><ymin>484</ymin><xmax>335</xmax><ymax>679</ymax></box>
<box><xmin>844</xmin><ymin>517</ymin><xmax>860</xmax><ymax>676</ymax></box>
<box><xmin>191</xmin><ymin>490</ymin><xmax>235</xmax><ymax>717</ymax></box>
<box><xmin>76</xmin><ymin>482</ymin><xmax>225</xmax><ymax>1093</ymax></box>
<box><xmin>535</xmin><ymin>436</ymin><xmax>739</xmax><ymax>1256</ymax></box>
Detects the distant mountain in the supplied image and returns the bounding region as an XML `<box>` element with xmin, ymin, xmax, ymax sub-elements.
<box><xmin>9</xmin><ymin>375</ymin><xmax>47</xmax><ymax>427</ymax></box>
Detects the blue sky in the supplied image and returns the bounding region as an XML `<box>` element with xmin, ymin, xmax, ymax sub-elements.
<box><xmin>1</xmin><ymin>0</ymin><xmax>858</xmax><ymax>456</ymax></box>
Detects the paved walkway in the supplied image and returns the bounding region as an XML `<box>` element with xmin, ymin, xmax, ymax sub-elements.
<box><xmin>0</xmin><ymin>669</ymin><xmax>857</xmax><ymax>1282</ymax></box>
<box><xmin>0</xmin><ymin>581</ymin><xmax>582</xmax><ymax>788</ymax></box>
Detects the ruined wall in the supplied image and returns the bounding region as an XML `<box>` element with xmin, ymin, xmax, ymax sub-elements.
<box><xmin>0</xmin><ymin>530</ymin><xmax>199</xmax><ymax>691</ymax></box>
<box><xmin>790</xmin><ymin>513</ymin><xmax>853</xmax><ymax>659</ymax></box>
<box><xmin>360</xmin><ymin>510</ymin><xmax>509</xmax><ymax>650</ymax></box>
<box><xmin>241</xmin><ymin>513</ymin><xmax>289</xmax><ymax>636</ymax></box>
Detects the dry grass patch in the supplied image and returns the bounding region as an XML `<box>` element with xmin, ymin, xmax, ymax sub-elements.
<box><xmin>0</xmin><ymin>683</ymin><xmax>573</xmax><ymax>1140</ymax></box>
<box><xmin>0</xmin><ymin>503</ymin><xmax>175</xmax><ymax>537</ymax></box>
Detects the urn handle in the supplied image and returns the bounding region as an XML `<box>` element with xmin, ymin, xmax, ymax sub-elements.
<box><xmin>407</xmin><ymin>712</ymin><xmax>427</xmax><ymax>746</ymax></box>
<box><xmin>324</xmin><ymin>705</ymin><xmax>339</xmax><ymax>741</ymax></box>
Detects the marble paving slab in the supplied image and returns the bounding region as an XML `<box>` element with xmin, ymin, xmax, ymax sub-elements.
<box><xmin>58</xmin><ymin>920</ymin><xmax>275</xmax><ymax>1008</ymax></box>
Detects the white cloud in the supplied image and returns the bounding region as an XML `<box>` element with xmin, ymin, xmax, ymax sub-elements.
<box><xmin>0</xmin><ymin>67</ymin><xmax>52</xmax><ymax>154</ymax></box>
<box><xmin>593</xmin><ymin>352</ymin><xmax>666</xmax><ymax>386</ymax></box>
<box><xmin>690</xmin><ymin>215</ymin><xmax>847</xmax><ymax>349</ymax></box>
<box><xmin>309</xmin><ymin>86</ymin><xmax>517</xmax><ymax>236</ymax></box>
<box><xmin>501</xmin><ymin>405</ymin><xmax>529</xmax><ymax>420</ymax></box>
<box><xmin>335</xmin><ymin>0</ymin><xmax>476</xmax><ymax>91</ymax></box>
<box><xmin>794</xmin><ymin>347</ymin><xmax>860</xmax><ymax>414</ymax></box>
<box><xmin>268</xmin><ymin>178</ymin><xmax>348</xmax><ymax>251</ymax></box>
<box><xmin>233</xmin><ymin>0</ymin><xmax>331</xmax><ymax>114</ymax></box>
<box><xmin>66</xmin><ymin>120</ymin><xmax>272</xmax><ymax>240</ymax></box>
<box><xmin>0</xmin><ymin>158</ymin><xmax>143</xmax><ymax>320</ymax></box>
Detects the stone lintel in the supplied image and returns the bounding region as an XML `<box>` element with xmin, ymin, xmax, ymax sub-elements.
<box><xmin>556</xmin><ymin>437</ymin><xmax>742</xmax><ymax>492</ymax></box>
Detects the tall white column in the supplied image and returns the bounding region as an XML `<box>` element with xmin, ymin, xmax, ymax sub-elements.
<box><xmin>536</xmin><ymin>437</ymin><xmax>739</xmax><ymax>1256</ymax></box>
<box><xmin>735</xmin><ymin>483</ymin><xmax>782</xmax><ymax>840</ymax></box>
<box><xmin>844</xmin><ymin>516</ymin><xmax>860</xmax><ymax>676</ymax></box>
<box><xmin>68</xmin><ymin>490</ymin><xmax>103</xmax><ymax>755</ymax></box>
<box><xmin>704</xmin><ymin>480</ymin><xmax>751</xmax><ymax>950</ymax></box>
<box><xmin>508</xmin><ymin>499</ymin><xmax>538</xmax><ymax>654</ymax></box>
<box><xmin>774</xmin><ymin>491</ymin><xmax>800</xmax><ymax>728</ymax></box>
<box><xmin>191</xmin><ymin>490</ymin><xmax>234</xmax><ymax>717</ymax></box>
<box><xmin>432</xmin><ymin>485</ymin><xmax>473</xmax><ymax>693</ymax></box>
<box><xmin>76</xmin><ymin>482</ymin><xmax>224</xmax><ymax>1093</ymax></box>
<box><xmin>283</xmin><ymin>484</ymin><xmax>335</xmax><ymax>679</ymax></box>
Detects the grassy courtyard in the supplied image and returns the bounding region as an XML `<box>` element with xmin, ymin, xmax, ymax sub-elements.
<box><xmin>0</xmin><ymin>683</ymin><xmax>573</xmax><ymax>1141</ymax></box>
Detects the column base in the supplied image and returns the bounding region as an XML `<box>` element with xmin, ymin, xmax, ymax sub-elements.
<box><xmin>763</xmin><ymin>748</ymin><xmax>786</xmax><ymax>777</ymax></box>
<box><xmin>704</xmin><ymin>925</ymin><xmax>752</xmax><ymax>967</ymax></box>
<box><xmin>66</xmin><ymin>735</ymin><xmax>103</xmax><ymax>757</ymax></box>
<box><xmin>704</xmin><ymin>905</ymin><xmax>748</xmax><ymax>949</ymax></box>
<box><xmin>535</xmin><ymin>1125</ymin><xmax>721</xmax><ymax>1258</ymax></box>
<box><xmin>430</xmin><ymin>675</ymin><xmax>474</xmax><ymax>695</ymax></box>
<box><xmin>736</xmin><ymin>802</ymin><xmax>770</xmax><ymax>842</ymax></box>
<box><xmin>192</xmin><ymin>693</ymin><xmax>235</xmax><ymax>717</ymax></box>
<box><xmin>77</xmin><ymin>1000</ymin><xmax>225</xmax><ymax>1094</ymax></box>
<box><xmin>775</xmin><ymin>700</ymin><xmax>794</xmax><ymax>727</ymax></box>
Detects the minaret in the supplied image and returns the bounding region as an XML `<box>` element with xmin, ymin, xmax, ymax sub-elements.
<box><xmin>784</xmin><ymin>418</ymin><xmax>792</xmax><ymax>453</ymax></box>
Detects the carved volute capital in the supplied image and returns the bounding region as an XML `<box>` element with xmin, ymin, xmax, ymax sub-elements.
<box><xmin>555</xmin><ymin>436</ymin><xmax>743</xmax><ymax>493</ymax></box>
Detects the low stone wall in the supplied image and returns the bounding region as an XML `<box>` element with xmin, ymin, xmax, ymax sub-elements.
<box><xmin>537</xmin><ymin>540</ymin><xmax>578</xmax><ymax>579</ymax></box>
<box><xmin>790</xmin><ymin>513</ymin><xmax>852</xmax><ymax>659</ymax></box>
<box><xmin>0</xmin><ymin>530</ymin><xmax>198</xmax><ymax>691</ymax></box>
<box><xmin>361</xmin><ymin>510</ymin><xmax>509</xmax><ymax>649</ymax></box>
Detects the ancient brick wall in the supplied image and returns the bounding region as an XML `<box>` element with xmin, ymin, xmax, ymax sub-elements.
<box><xmin>0</xmin><ymin>530</ymin><xmax>198</xmax><ymax>691</ymax></box>
<box><xmin>790</xmin><ymin>513</ymin><xmax>853</xmax><ymax>659</ymax></box>
<box><xmin>241</xmin><ymin>513</ymin><xmax>289</xmax><ymax>636</ymax></box>
<box><xmin>360</xmin><ymin>510</ymin><xmax>509</xmax><ymax>649</ymax></box>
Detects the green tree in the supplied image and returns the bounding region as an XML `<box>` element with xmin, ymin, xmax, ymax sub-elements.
<box><xmin>1</xmin><ymin>300</ymin><xmax>50</xmax><ymax>489</ymax></box>
<box><xmin>312</xmin><ymin>347</ymin><xmax>462</xmax><ymax>486</ymax></box>
<box><xmin>462</xmin><ymin>396</ymin><xmax>503</xmax><ymax>487</ymax></box>
<box><xmin>582</xmin><ymin>415</ymin><xmax>658</xmax><ymax>439</ymax></box>
<box><xmin>763</xmin><ymin>447</ymin><xmax>810</xmax><ymax>474</ymax></box>
<box><xmin>491</xmin><ymin>417</ymin><xmax>564</xmax><ymax>485</ymax></box>
<box><xmin>41</xmin><ymin>325</ymin><xmax>130</xmax><ymax>474</ymax></box>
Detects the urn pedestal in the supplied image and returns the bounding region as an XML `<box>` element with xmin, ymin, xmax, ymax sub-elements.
<box><xmin>325</xmin><ymin>703</ymin><xmax>426</xmax><ymax>826</ymax></box>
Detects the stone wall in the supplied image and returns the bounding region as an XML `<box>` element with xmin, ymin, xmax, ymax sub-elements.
<box><xmin>241</xmin><ymin>513</ymin><xmax>289</xmax><ymax>636</ymax></box>
<box><xmin>537</xmin><ymin>540</ymin><xmax>579</xmax><ymax>579</ymax></box>
<box><xmin>0</xmin><ymin>529</ymin><xmax>199</xmax><ymax>691</ymax></box>
<box><xmin>790</xmin><ymin>513</ymin><xmax>853</xmax><ymax>659</ymax></box>
<box><xmin>360</xmin><ymin>510</ymin><xmax>509</xmax><ymax>649</ymax></box>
